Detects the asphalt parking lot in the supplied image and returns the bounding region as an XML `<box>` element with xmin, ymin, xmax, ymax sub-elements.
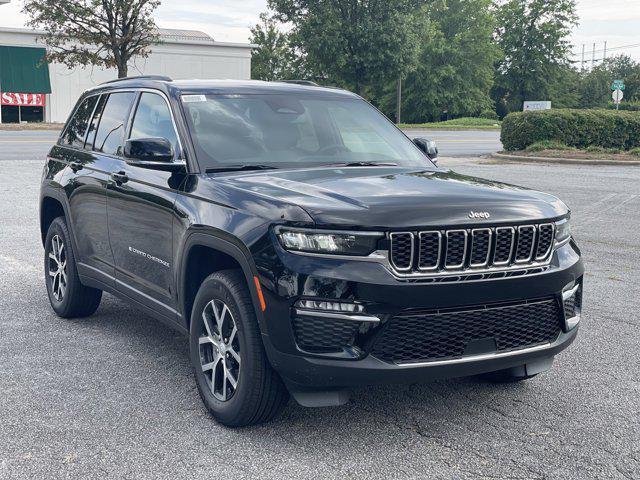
<box><xmin>0</xmin><ymin>131</ymin><xmax>638</xmax><ymax>479</ymax></box>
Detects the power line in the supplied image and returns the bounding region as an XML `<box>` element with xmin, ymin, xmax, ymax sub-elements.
<box><xmin>571</xmin><ymin>42</ymin><xmax>640</xmax><ymax>57</ymax></box>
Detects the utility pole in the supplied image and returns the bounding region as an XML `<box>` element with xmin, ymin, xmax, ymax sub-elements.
<box><xmin>581</xmin><ymin>44</ymin><xmax>585</xmax><ymax>72</ymax></box>
<box><xmin>396</xmin><ymin>76</ymin><xmax>402</xmax><ymax>125</ymax></box>
<box><xmin>603</xmin><ymin>41</ymin><xmax>607</xmax><ymax>62</ymax></box>
<box><xmin>592</xmin><ymin>43</ymin><xmax>596</xmax><ymax>68</ymax></box>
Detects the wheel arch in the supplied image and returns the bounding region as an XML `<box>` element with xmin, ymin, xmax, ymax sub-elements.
<box><xmin>178</xmin><ymin>231</ymin><xmax>266</xmax><ymax>333</ymax></box>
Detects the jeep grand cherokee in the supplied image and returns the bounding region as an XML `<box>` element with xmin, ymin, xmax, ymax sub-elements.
<box><xmin>40</xmin><ymin>77</ymin><xmax>583</xmax><ymax>427</ymax></box>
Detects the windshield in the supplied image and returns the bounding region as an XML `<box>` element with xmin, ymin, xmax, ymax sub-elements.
<box><xmin>181</xmin><ymin>94</ymin><xmax>432</xmax><ymax>170</ymax></box>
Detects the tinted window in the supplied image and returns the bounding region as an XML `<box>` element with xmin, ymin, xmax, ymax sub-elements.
<box><xmin>85</xmin><ymin>94</ymin><xmax>108</xmax><ymax>149</ymax></box>
<box><xmin>182</xmin><ymin>95</ymin><xmax>430</xmax><ymax>170</ymax></box>
<box><xmin>61</xmin><ymin>95</ymin><xmax>98</xmax><ymax>149</ymax></box>
<box><xmin>129</xmin><ymin>93</ymin><xmax>178</xmax><ymax>154</ymax></box>
<box><xmin>93</xmin><ymin>92</ymin><xmax>135</xmax><ymax>156</ymax></box>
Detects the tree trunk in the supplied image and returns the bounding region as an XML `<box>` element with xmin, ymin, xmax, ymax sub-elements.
<box><xmin>117</xmin><ymin>62</ymin><xmax>128</xmax><ymax>78</ymax></box>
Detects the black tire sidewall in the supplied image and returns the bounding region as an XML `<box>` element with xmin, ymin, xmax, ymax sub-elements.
<box><xmin>44</xmin><ymin>218</ymin><xmax>77</xmax><ymax>316</ymax></box>
<box><xmin>189</xmin><ymin>272</ymin><xmax>263</xmax><ymax>425</ymax></box>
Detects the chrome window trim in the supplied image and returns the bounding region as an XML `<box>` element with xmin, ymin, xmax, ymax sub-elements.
<box><xmin>535</xmin><ymin>223</ymin><xmax>556</xmax><ymax>261</ymax></box>
<box><xmin>389</xmin><ymin>232</ymin><xmax>415</xmax><ymax>272</ymax></box>
<box><xmin>493</xmin><ymin>226</ymin><xmax>515</xmax><ymax>266</ymax></box>
<box><xmin>469</xmin><ymin>228</ymin><xmax>493</xmax><ymax>268</ymax></box>
<box><xmin>515</xmin><ymin>225</ymin><xmax>536</xmax><ymax>264</ymax></box>
<box><xmin>417</xmin><ymin>231</ymin><xmax>442</xmax><ymax>272</ymax></box>
<box><xmin>444</xmin><ymin>230</ymin><xmax>468</xmax><ymax>270</ymax></box>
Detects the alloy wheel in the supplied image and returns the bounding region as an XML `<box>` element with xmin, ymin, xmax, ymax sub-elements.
<box><xmin>199</xmin><ymin>299</ymin><xmax>241</xmax><ymax>401</ymax></box>
<box><xmin>48</xmin><ymin>235</ymin><xmax>67</xmax><ymax>302</ymax></box>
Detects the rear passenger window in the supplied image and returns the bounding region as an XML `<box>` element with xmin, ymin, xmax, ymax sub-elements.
<box><xmin>85</xmin><ymin>95</ymin><xmax>108</xmax><ymax>150</ymax></box>
<box><xmin>93</xmin><ymin>92</ymin><xmax>135</xmax><ymax>156</ymax></box>
<box><xmin>129</xmin><ymin>93</ymin><xmax>179</xmax><ymax>154</ymax></box>
<box><xmin>60</xmin><ymin>95</ymin><xmax>98</xmax><ymax>149</ymax></box>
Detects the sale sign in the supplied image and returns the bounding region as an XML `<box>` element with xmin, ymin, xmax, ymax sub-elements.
<box><xmin>1</xmin><ymin>92</ymin><xmax>46</xmax><ymax>107</ymax></box>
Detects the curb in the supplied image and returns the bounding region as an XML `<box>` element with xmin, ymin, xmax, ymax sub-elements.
<box><xmin>491</xmin><ymin>152</ymin><xmax>640</xmax><ymax>166</ymax></box>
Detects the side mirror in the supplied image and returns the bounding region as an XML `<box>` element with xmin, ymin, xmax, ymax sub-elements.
<box><xmin>413</xmin><ymin>137</ymin><xmax>439</xmax><ymax>165</ymax></box>
<box><xmin>124</xmin><ymin>137</ymin><xmax>185</xmax><ymax>171</ymax></box>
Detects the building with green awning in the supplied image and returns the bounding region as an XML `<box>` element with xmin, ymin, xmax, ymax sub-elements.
<box><xmin>0</xmin><ymin>45</ymin><xmax>51</xmax><ymax>94</ymax></box>
<box><xmin>0</xmin><ymin>45</ymin><xmax>51</xmax><ymax>123</ymax></box>
<box><xmin>0</xmin><ymin>26</ymin><xmax>253</xmax><ymax>124</ymax></box>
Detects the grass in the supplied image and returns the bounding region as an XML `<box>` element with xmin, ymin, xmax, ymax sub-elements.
<box><xmin>399</xmin><ymin>117</ymin><xmax>501</xmax><ymax>130</ymax></box>
<box><xmin>525</xmin><ymin>141</ymin><xmax>575</xmax><ymax>152</ymax></box>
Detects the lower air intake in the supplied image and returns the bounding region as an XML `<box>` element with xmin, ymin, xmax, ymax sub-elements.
<box><xmin>371</xmin><ymin>298</ymin><xmax>563</xmax><ymax>364</ymax></box>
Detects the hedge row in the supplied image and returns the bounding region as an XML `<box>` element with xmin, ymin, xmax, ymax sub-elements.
<box><xmin>607</xmin><ymin>101</ymin><xmax>640</xmax><ymax>111</ymax></box>
<box><xmin>501</xmin><ymin>109</ymin><xmax>640</xmax><ymax>151</ymax></box>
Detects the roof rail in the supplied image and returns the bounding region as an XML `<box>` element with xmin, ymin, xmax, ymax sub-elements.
<box><xmin>279</xmin><ymin>80</ymin><xmax>319</xmax><ymax>87</ymax></box>
<box><xmin>100</xmin><ymin>75</ymin><xmax>173</xmax><ymax>85</ymax></box>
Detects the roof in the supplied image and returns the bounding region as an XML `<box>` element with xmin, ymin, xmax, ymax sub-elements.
<box><xmin>157</xmin><ymin>28</ymin><xmax>213</xmax><ymax>43</ymax></box>
<box><xmin>0</xmin><ymin>26</ymin><xmax>254</xmax><ymax>49</ymax></box>
<box><xmin>90</xmin><ymin>77</ymin><xmax>356</xmax><ymax>98</ymax></box>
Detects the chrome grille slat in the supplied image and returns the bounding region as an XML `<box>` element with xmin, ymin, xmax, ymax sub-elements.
<box><xmin>418</xmin><ymin>231</ymin><xmax>441</xmax><ymax>271</ymax></box>
<box><xmin>444</xmin><ymin>230</ymin><xmax>467</xmax><ymax>269</ymax></box>
<box><xmin>389</xmin><ymin>223</ymin><xmax>556</xmax><ymax>276</ymax></box>
<box><xmin>389</xmin><ymin>232</ymin><xmax>414</xmax><ymax>271</ymax></box>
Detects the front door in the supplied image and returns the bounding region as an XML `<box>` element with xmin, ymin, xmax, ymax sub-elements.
<box><xmin>105</xmin><ymin>91</ymin><xmax>183</xmax><ymax>317</ymax></box>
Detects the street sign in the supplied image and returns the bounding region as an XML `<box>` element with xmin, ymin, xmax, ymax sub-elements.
<box><xmin>523</xmin><ymin>101</ymin><xmax>551</xmax><ymax>111</ymax></box>
<box><xmin>612</xmin><ymin>89</ymin><xmax>624</xmax><ymax>109</ymax></box>
<box><xmin>611</xmin><ymin>80</ymin><xmax>625</xmax><ymax>91</ymax></box>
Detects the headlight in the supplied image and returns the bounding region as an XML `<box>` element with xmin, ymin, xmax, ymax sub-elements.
<box><xmin>276</xmin><ymin>228</ymin><xmax>383</xmax><ymax>256</ymax></box>
<box><xmin>555</xmin><ymin>218</ymin><xmax>571</xmax><ymax>245</ymax></box>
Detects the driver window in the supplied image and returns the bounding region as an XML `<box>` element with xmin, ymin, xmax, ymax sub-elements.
<box><xmin>129</xmin><ymin>92</ymin><xmax>179</xmax><ymax>155</ymax></box>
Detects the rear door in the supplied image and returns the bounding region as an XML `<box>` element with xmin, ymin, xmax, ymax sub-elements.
<box><xmin>105</xmin><ymin>90</ymin><xmax>183</xmax><ymax>317</ymax></box>
<box><xmin>57</xmin><ymin>93</ymin><xmax>115</xmax><ymax>283</ymax></box>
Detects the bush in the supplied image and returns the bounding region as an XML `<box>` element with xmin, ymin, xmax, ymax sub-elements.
<box><xmin>607</xmin><ymin>102</ymin><xmax>640</xmax><ymax>112</ymax></box>
<box><xmin>501</xmin><ymin>109</ymin><xmax>640</xmax><ymax>151</ymax></box>
<box><xmin>630</xmin><ymin>147</ymin><xmax>640</xmax><ymax>157</ymax></box>
<box><xmin>479</xmin><ymin>109</ymin><xmax>499</xmax><ymax>120</ymax></box>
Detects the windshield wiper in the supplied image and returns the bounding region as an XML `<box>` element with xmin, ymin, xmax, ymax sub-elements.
<box><xmin>326</xmin><ymin>161</ymin><xmax>399</xmax><ymax>168</ymax></box>
<box><xmin>206</xmin><ymin>164</ymin><xmax>277</xmax><ymax>173</ymax></box>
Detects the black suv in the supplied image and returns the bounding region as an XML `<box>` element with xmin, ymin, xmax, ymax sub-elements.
<box><xmin>40</xmin><ymin>77</ymin><xmax>583</xmax><ymax>426</ymax></box>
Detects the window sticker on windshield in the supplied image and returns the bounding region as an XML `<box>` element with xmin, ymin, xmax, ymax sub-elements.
<box><xmin>182</xmin><ymin>95</ymin><xmax>207</xmax><ymax>103</ymax></box>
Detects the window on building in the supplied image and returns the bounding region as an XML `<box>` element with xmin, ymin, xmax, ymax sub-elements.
<box><xmin>93</xmin><ymin>92</ymin><xmax>135</xmax><ymax>156</ymax></box>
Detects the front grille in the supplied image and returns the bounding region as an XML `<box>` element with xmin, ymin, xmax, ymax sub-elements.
<box><xmin>389</xmin><ymin>222</ymin><xmax>555</xmax><ymax>275</ymax></box>
<box><xmin>371</xmin><ymin>298</ymin><xmax>563</xmax><ymax>364</ymax></box>
<box><xmin>292</xmin><ymin>315</ymin><xmax>359</xmax><ymax>352</ymax></box>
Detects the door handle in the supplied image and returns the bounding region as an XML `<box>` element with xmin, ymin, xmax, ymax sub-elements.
<box><xmin>69</xmin><ymin>161</ymin><xmax>83</xmax><ymax>172</ymax></box>
<box><xmin>111</xmin><ymin>171</ymin><xmax>129</xmax><ymax>184</ymax></box>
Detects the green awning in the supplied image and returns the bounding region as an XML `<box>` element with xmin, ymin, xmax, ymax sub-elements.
<box><xmin>0</xmin><ymin>46</ymin><xmax>51</xmax><ymax>94</ymax></box>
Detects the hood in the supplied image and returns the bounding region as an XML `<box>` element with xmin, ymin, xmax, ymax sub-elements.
<box><xmin>212</xmin><ymin>167</ymin><xmax>568</xmax><ymax>228</ymax></box>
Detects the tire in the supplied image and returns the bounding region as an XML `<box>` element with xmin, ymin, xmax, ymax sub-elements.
<box><xmin>44</xmin><ymin>216</ymin><xmax>102</xmax><ymax>318</ymax></box>
<box><xmin>189</xmin><ymin>270</ymin><xmax>289</xmax><ymax>427</ymax></box>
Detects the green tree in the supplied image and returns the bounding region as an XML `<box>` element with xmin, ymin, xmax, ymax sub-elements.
<box><xmin>391</xmin><ymin>0</ymin><xmax>499</xmax><ymax>123</ymax></box>
<box><xmin>267</xmin><ymin>0</ymin><xmax>420</xmax><ymax>95</ymax></box>
<box><xmin>578</xmin><ymin>55</ymin><xmax>640</xmax><ymax>107</ymax></box>
<box><xmin>250</xmin><ymin>13</ymin><xmax>300</xmax><ymax>81</ymax></box>
<box><xmin>23</xmin><ymin>0</ymin><xmax>160</xmax><ymax>78</ymax></box>
<box><xmin>493</xmin><ymin>0</ymin><xmax>578</xmax><ymax>115</ymax></box>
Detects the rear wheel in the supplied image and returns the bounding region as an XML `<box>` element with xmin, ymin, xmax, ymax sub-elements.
<box><xmin>44</xmin><ymin>217</ymin><xmax>102</xmax><ymax>318</ymax></box>
<box><xmin>189</xmin><ymin>270</ymin><xmax>289</xmax><ymax>427</ymax></box>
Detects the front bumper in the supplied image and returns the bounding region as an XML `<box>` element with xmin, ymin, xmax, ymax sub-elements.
<box><xmin>254</xmin><ymin>239</ymin><xmax>584</xmax><ymax>389</ymax></box>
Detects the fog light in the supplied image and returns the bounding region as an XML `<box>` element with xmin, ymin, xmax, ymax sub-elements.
<box><xmin>295</xmin><ymin>299</ymin><xmax>364</xmax><ymax>313</ymax></box>
<box><xmin>562</xmin><ymin>281</ymin><xmax>582</xmax><ymax>331</ymax></box>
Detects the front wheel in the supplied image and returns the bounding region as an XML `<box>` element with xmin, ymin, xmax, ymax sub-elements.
<box><xmin>189</xmin><ymin>270</ymin><xmax>289</xmax><ymax>427</ymax></box>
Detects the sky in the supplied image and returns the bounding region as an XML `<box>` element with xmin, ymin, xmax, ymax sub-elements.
<box><xmin>0</xmin><ymin>0</ymin><xmax>639</xmax><ymax>61</ymax></box>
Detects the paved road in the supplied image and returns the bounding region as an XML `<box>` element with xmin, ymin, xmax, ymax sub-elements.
<box><xmin>1</xmin><ymin>151</ymin><xmax>638</xmax><ymax>478</ymax></box>
<box><xmin>0</xmin><ymin>128</ymin><xmax>502</xmax><ymax>160</ymax></box>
